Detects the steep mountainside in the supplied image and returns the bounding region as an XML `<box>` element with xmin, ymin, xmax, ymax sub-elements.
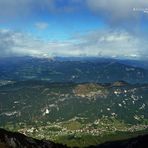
<box><xmin>0</xmin><ymin>128</ymin><xmax>67</xmax><ymax>148</ymax></box>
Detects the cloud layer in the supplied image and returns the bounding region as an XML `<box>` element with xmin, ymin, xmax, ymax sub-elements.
<box><xmin>86</xmin><ymin>0</ymin><xmax>148</xmax><ymax>25</ymax></box>
<box><xmin>0</xmin><ymin>0</ymin><xmax>54</xmax><ymax>22</ymax></box>
<box><xmin>0</xmin><ymin>0</ymin><xmax>84</xmax><ymax>22</ymax></box>
<box><xmin>0</xmin><ymin>29</ymin><xmax>147</xmax><ymax>59</ymax></box>
<box><xmin>87</xmin><ymin>0</ymin><xmax>146</xmax><ymax>17</ymax></box>
<box><xmin>0</xmin><ymin>0</ymin><xmax>148</xmax><ymax>23</ymax></box>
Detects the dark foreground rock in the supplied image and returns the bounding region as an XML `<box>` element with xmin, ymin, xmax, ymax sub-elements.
<box><xmin>0</xmin><ymin>128</ymin><xmax>148</xmax><ymax>148</ymax></box>
<box><xmin>0</xmin><ymin>128</ymin><xmax>68</xmax><ymax>148</ymax></box>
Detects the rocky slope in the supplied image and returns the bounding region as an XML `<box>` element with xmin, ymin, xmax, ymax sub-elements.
<box><xmin>0</xmin><ymin>128</ymin><xmax>148</xmax><ymax>148</ymax></box>
<box><xmin>0</xmin><ymin>128</ymin><xmax>67</xmax><ymax>148</ymax></box>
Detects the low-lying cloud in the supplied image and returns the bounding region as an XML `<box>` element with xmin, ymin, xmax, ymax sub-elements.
<box><xmin>0</xmin><ymin>29</ymin><xmax>147</xmax><ymax>59</ymax></box>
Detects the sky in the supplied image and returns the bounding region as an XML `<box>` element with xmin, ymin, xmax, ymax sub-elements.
<box><xmin>0</xmin><ymin>0</ymin><xmax>148</xmax><ymax>59</ymax></box>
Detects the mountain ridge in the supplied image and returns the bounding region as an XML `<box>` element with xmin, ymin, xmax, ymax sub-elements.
<box><xmin>0</xmin><ymin>56</ymin><xmax>148</xmax><ymax>83</ymax></box>
<box><xmin>0</xmin><ymin>128</ymin><xmax>67</xmax><ymax>148</ymax></box>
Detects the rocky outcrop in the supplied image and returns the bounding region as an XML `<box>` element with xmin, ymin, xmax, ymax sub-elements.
<box><xmin>0</xmin><ymin>128</ymin><xmax>67</xmax><ymax>148</ymax></box>
<box><xmin>73</xmin><ymin>83</ymin><xmax>108</xmax><ymax>98</ymax></box>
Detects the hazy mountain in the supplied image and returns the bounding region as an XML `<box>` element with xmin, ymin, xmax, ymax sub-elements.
<box><xmin>0</xmin><ymin>57</ymin><xmax>148</xmax><ymax>83</ymax></box>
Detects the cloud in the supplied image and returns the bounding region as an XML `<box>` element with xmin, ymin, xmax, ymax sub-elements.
<box><xmin>0</xmin><ymin>28</ymin><xmax>147</xmax><ymax>59</ymax></box>
<box><xmin>86</xmin><ymin>0</ymin><xmax>148</xmax><ymax>25</ymax></box>
<box><xmin>0</xmin><ymin>29</ymin><xmax>49</xmax><ymax>57</ymax></box>
<box><xmin>68</xmin><ymin>30</ymin><xmax>141</xmax><ymax>58</ymax></box>
<box><xmin>0</xmin><ymin>0</ymin><xmax>147</xmax><ymax>28</ymax></box>
<box><xmin>0</xmin><ymin>29</ymin><xmax>82</xmax><ymax>57</ymax></box>
<box><xmin>35</xmin><ymin>22</ymin><xmax>49</xmax><ymax>30</ymax></box>
<box><xmin>0</xmin><ymin>0</ymin><xmax>54</xmax><ymax>22</ymax></box>
<box><xmin>133</xmin><ymin>8</ymin><xmax>148</xmax><ymax>14</ymax></box>
<box><xmin>0</xmin><ymin>0</ymin><xmax>84</xmax><ymax>22</ymax></box>
<box><xmin>0</xmin><ymin>1</ymin><xmax>147</xmax><ymax>59</ymax></box>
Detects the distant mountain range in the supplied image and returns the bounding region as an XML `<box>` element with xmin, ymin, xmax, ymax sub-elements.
<box><xmin>0</xmin><ymin>56</ymin><xmax>148</xmax><ymax>83</ymax></box>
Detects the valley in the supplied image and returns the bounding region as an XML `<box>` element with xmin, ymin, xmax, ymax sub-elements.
<box><xmin>0</xmin><ymin>80</ymin><xmax>148</xmax><ymax>147</ymax></box>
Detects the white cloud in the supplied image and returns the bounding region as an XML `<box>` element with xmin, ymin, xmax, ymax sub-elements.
<box><xmin>0</xmin><ymin>0</ymin><xmax>83</xmax><ymax>22</ymax></box>
<box><xmin>35</xmin><ymin>22</ymin><xmax>49</xmax><ymax>30</ymax></box>
<box><xmin>0</xmin><ymin>28</ymin><xmax>147</xmax><ymax>59</ymax></box>
<box><xmin>0</xmin><ymin>0</ymin><xmax>147</xmax><ymax>22</ymax></box>
<box><xmin>0</xmin><ymin>0</ymin><xmax>54</xmax><ymax>21</ymax></box>
<box><xmin>86</xmin><ymin>0</ymin><xmax>148</xmax><ymax>23</ymax></box>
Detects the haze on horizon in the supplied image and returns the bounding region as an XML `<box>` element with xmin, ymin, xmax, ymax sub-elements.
<box><xmin>0</xmin><ymin>0</ymin><xmax>148</xmax><ymax>60</ymax></box>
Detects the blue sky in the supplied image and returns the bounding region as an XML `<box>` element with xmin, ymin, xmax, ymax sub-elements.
<box><xmin>0</xmin><ymin>0</ymin><xmax>148</xmax><ymax>59</ymax></box>
<box><xmin>0</xmin><ymin>3</ymin><xmax>105</xmax><ymax>40</ymax></box>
